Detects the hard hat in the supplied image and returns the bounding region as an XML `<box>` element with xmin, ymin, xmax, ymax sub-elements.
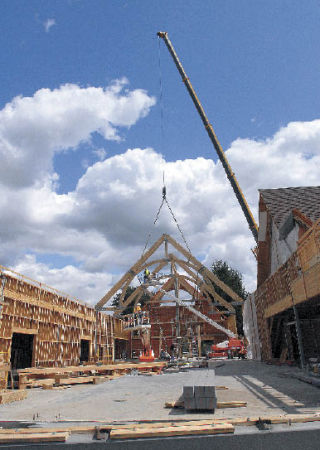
<box><xmin>137</xmin><ymin>303</ymin><xmax>141</xmax><ymax>306</ymax></box>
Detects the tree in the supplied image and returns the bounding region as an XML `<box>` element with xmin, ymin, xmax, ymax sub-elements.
<box><xmin>210</xmin><ymin>260</ymin><xmax>247</xmax><ymax>335</ymax></box>
<box><xmin>111</xmin><ymin>286</ymin><xmax>150</xmax><ymax>315</ymax></box>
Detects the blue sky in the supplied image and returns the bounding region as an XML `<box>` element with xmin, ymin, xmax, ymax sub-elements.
<box><xmin>1</xmin><ymin>1</ymin><xmax>320</xmax><ymax>302</ymax></box>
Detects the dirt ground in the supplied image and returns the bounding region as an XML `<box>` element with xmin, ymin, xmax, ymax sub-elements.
<box><xmin>1</xmin><ymin>360</ymin><xmax>319</xmax><ymax>422</ymax></box>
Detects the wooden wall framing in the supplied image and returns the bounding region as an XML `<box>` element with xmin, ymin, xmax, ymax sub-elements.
<box><xmin>254</xmin><ymin>219</ymin><xmax>320</xmax><ymax>361</ymax></box>
<box><xmin>0</xmin><ymin>266</ymin><xmax>122</xmax><ymax>370</ymax></box>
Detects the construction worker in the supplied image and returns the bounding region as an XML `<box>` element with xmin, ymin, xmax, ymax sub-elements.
<box><xmin>133</xmin><ymin>303</ymin><xmax>142</xmax><ymax>326</ymax></box>
<box><xmin>144</xmin><ymin>268</ymin><xmax>151</xmax><ymax>283</ymax></box>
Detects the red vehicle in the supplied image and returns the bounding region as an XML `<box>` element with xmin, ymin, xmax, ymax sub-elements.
<box><xmin>208</xmin><ymin>338</ymin><xmax>247</xmax><ymax>359</ymax></box>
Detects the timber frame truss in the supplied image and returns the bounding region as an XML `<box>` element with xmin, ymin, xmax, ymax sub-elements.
<box><xmin>96</xmin><ymin>234</ymin><xmax>243</xmax><ymax>333</ymax></box>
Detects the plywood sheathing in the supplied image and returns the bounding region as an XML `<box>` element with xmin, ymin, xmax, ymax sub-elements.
<box><xmin>0</xmin><ymin>266</ymin><xmax>122</xmax><ymax>368</ymax></box>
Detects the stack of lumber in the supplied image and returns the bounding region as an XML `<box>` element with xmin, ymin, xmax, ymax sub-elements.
<box><xmin>0</xmin><ymin>389</ymin><xmax>27</xmax><ymax>405</ymax></box>
<box><xmin>18</xmin><ymin>361</ymin><xmax>167</xmax><ymax>389</ymax></box>
<box><xmin>1</xmin><ymin>414</ymin><xmax>320</xmax><ymax>443</ymax></box>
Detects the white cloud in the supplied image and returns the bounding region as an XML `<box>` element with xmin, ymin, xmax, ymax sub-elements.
<box><xmin>13</xmin><ymin>254</ymin><xmax>115</xmax><ymax>304</ymax></box>
<box><xmin>1</xmin><ymin>78</ymin><xmax>320</xmax><ymax>305</ymax></box>
<box><xmin>44</xmin><ymin>18</ymin><xmax>56</xmax><ymax>33</ymax></box>
<box><xmin>0</xmin><ymin>80</ymin><xmax>155</xmax><ymax>188</ymax></box>
<box><xmin>92</xmin><ymin>148</ymin><xmax>107</xmax><ymax>161</ymax></box>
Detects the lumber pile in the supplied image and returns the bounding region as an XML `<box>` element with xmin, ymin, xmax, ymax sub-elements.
<box><xmin>0</xmin><ymin>414</ymin><xmax>320</xmax><ymax>443</ymax></box>
<box><xmin>18</xmin><ymin>361</ymin><xmax>166</xmax><ymax>389</ymax></box>
<box><xmin>0</xmin><ymin>389</ymin><xmax>27</xmax><ymax>404</ymax></box>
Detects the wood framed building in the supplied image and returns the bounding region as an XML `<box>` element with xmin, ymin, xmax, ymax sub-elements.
<box><xmin>246</xmin><ymin>186</ymin><xmax>320</xmax><ymax>365</ymax></box>
<box><xmin>0</xmin><ymin>265</ymin><xmax>126</xmax><ymax>388</ymax></box>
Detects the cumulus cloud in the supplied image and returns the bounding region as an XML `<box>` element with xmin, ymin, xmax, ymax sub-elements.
<box><xmin>13</xmin><ymin>254</ymin><xmax>115</xmax><ymax>303</ymax></box>
<box><xmin>1</xmin><ymin>78</ymin><xmax>320</xmax><ymax>305</ymax></box>
<box><xmin>0</xmin><ymin>80</ymin><xmax>155</xmax><ymax>188</ymax></box>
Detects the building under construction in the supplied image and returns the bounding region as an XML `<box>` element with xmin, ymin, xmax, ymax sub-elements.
<box><xmin>0</xmin><ymin>266</ymin><xmax>127</xmax><ymax>389</ymax></box>
<box><xmin>245</xmin><ymin>186</ymin><xmax>320</xmax><ymax>366</ymax></box>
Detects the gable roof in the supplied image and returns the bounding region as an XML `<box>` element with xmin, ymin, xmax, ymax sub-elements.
<box><xmin>259</xmin><ymin>186</ymin><xmax>320</xmax><ymax>229</ymax></box>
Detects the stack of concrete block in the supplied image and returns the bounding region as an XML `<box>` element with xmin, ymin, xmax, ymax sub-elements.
<box><xmin>183</xmin><ymin>385</ymin><xmax>217</xmax><ymax>411</ymax></box>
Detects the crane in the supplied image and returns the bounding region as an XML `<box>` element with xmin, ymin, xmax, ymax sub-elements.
<box><xmin>157</xmin><ymin>31</ymin><xmax>259</xmax><ymax>243</ymax></box>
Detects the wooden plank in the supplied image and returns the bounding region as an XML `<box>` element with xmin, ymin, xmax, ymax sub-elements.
<box><xmin>217</xmin><ymin>401</ymin><xmax>247</xmax><ymax>409</ymax></box>
<box><xmin>110</xmin><ymin>423</ymin><xmax>234</xmax><ymax>439</ymax></box>
<box><xmin>121</xmin><ymin>260</ymin><xmax>168</xmax><ymax>309</ymax></box>
<box><xmin>119</xmin><ymin>259</ymin><xmax>167</xmax><ymax>307</ymax></box>
<box><xmin>29</xmin><ymin>378</ymin><xmax>55</xmax><ymax>388</ymax></box>
<box><xmin>264</xmin><ymin>295</ymin><xmax>293</xmax><ymax>318</ymax></box>
<box><xmin>56</xmin><ymin>376</ymin><xmax>94</xmax><ymax>385</ymax></box>
<box><xmin>96</xmin><ymin>235</ymin><xmax>165</xmax><ymax>309</ymax></box>
<box><xmin>165</xmin><ymin>400</ymin><xmax>247</xmax><ymax>409</ymax></box>
<box><xmin>166</xmin><ymin>235</ymin><xmax>243</xmax><ymax>304</ymax></box>
<box><xmin>0</xmin><ymin>426</ymin><xmax>105</xmax><ymax>435</ymax></box>
<box><xmin>12</xmin><ymin>327</ymin><xmax>38</xmax><ymax>335</ymax></box>
<box><xmin>165</xmin><ymin>400</ymin><xmax>184</xmax><ymax>409</ymax></box>
<box><xmin>98</xmin><ymin>414</ymin><xmax>320</xmax><ymax>432</ymax></box>
<box><xmin>0</xmin><ymin>432</ymin><xmax>69</xmax><ymax>444</ymax></box>
<box><xmin>175</xmin><ymin>258</ymin><xmax>235</xmax><ymax>312</ymax></box>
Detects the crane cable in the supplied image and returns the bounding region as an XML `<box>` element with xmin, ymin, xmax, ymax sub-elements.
<box><xmin>140</xmin><ymin>38</ymin><xmax>192</xmax><ymax>259</ymax></box>
<box><xmin>141</xmin><ymin>170</ymin><xmax>192</xmax><ymax>258</ymax></box>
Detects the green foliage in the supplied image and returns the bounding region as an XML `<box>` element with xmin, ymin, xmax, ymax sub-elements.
<box><xmin>210</xmin><ymin>260</ymin><xmax>247</xmax><ymax>335</ymax></box>
<box><xmin>111</xmin><ymin>286</ymin><xmax>150</xmax><ymax>315</ymax></box>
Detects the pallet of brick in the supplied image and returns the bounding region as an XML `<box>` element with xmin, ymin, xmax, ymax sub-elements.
<box><xmin>0</xmin><ymin>389</ymin><xmax>27</xmax><ymax>404</ymax></box>
<box><xmin>183</xmin><ymin>385</ymin><xmax>217</xmax><ymax>411</ymax></box>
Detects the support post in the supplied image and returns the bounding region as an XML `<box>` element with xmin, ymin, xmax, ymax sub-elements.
<box><xmin>293</xmin><ymin>305</ymin><xmax>305</xmax><ymax>369</ymax></box>
<box><xmin>197</xmin><ymin>324</ymin><xmax>201</xmax><ymax>357</ymax></box>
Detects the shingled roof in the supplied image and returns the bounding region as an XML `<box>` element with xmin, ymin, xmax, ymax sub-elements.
<box><xmin>259</xmin><ymin>186</ymin><xmax>320</xmax><ymax>228</ymax></box>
